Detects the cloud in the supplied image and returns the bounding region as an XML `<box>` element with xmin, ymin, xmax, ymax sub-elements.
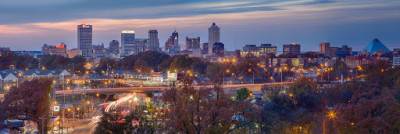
<box><xmin>0</xmin><ymin>0</ymin><xmax>399</xmax><ymax>51</ymax></box>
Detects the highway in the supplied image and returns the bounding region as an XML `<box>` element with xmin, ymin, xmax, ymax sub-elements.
<box><xmin>54</xmin><ymin>82</ymin><xmax>293</xmax><ymax>95</ymax></box>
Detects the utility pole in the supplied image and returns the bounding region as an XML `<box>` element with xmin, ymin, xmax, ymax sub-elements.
<box><xmin>39</xmin><ymin>116</ymin><xmax>46</xmax><ymax>134</ymax></box>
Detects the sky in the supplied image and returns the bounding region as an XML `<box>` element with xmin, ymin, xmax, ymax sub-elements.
<box><xmin>0</xmin><ymin>0</ymin><xmax>399</xmax><ymax>52</ymax></box>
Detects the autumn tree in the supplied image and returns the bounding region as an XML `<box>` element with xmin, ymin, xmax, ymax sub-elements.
<box><xmin>162</xmin><ymin>77</ymin><xmax>254</xmax><ymax>133</ymax></box>
<box><xmin>0</xmin><ymin>79</ymin><xmax>52</xmax><ymax>134</ymax></box>
<box><xmin>0</xmin><ymin>50</ymin><xmax>15</xmax><ymax>70</ymax></box>
<box><xmin>334</xmin><ymin>88</ymin><xmax>400</xmax><ymax>134</ymax></box>
<box><xmin>170</xmin><ymin>55</ymin><xmax>193</xmax><ymax>71</ymax></box>
<box><xmin>71</xmin><ymin>55</ymin><xmax>87</xmax><ymax>74</ymax></box>
<box><xmin>96</xmin><ymin>58</ymin><xmax>117</xmax><ymax>73</ymax></box>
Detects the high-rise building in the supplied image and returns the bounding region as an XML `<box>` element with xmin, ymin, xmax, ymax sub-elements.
<box><xmin>165</xmin><ymin>31</ymin><xmax>179</xmax><ymax>55</ymax></box>
<box><xmin>92</xmin><ymin>44</ymin><xmax>107</xmax><ymax>59</ymax></box>
<box><xmin>42</xmin><ymin>43</ymin><xmax>67</xmax><ymax>57</ymax></box>
<box><xmin>109</xmin><ymin>40</ymin><xmax>119</xmax><ymax>55</ymax></box>
<box><xmin>202</xmin><ymin>43</ymin><xmax>209</xmax><ymax>55</ymax></box>
<box><xmin>283</xmin><ymin>43</ymin><xmax>301</xmax><ymax>54</ymax></box>
<box><xmin>208</xmin><ymin>23</ymin><xmax>220</xmax><ymax>54</ymax></box>
<box><xmin>212</xmin><ymin>42</ymin><xmax>224</xmax><ymax>57</ymax></box>
<box><xmin>148</xmin><ymin>30</ymin><xmax>160</xmax><ymax>51</ymax></box>
<box><xmin>133</xmin><ymin>38</ymin><xmax>147</xmax><ymax>55</ymax></box>
<box><xmin>77</xmin><ymin>24</ymin><xmax>92</xmax><ymax>57</ymax></box>
<box><xmin>121</xmin><ymin>30</ymin><xmax>135</xmax><ymax>56</ymax></box>
<box><xmin>319</xmin><ymin>42</ymin><xmax>330</xmax><ymax>55</ymax></box>
<box><xmin>185</xmin><ymin>37</ymin><xmax>200</xmax><ymax>50</ymax></box>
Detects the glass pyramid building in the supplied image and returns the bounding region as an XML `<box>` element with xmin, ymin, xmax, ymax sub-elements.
<box><xmin>363</xmin><ymin>38</ymin><xmax>390</xmax><ymax>54</ymax></box>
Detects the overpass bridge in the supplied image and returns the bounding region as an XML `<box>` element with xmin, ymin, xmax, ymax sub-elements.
<box><xmin>54</xmin><ymin>82</ymin><xmax>293</xmax><ymax>96</ymax></box>
<box><xmin>0</xmin><ymin>82</ymin><xmax>294</xmax><ymax>100</ymax></box>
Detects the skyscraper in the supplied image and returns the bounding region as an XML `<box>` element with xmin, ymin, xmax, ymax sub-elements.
<box><xmin>109</xmin><ymin>40</ymin><xmax>119</xmax><ymax>54</ymax></box>
<box><xmin>77</xmin><ymin>24</ymin><xmax>92</xmax><ymax>57</ymax></box>
<box><xmin>319</xmin><ymin>42</ymin><xmax>330</xmax><ymax>55</ymax></box>
<box><xmin>165</xmin><ymin>31</ymin><xmax>179</xmax><ymax>55</ymax></box>
<box><xmin>208</xmin><ymin>23</ymin><xmax>220</xmax><ymax>55</ymax></box>
<box><xmin>121</xmin><ymin>30</ymin><xmax>135</xmax><ymax>56</ymax></box>
<box><xmin>148</xmin><ymin>30</ymin><xmax>160</xmax><ymax>51</ymax></box>
<box><xmin>185</xmin><ymin>37</ymin><xmax>200</xmax><ymax>50</ymax></box>
<box><xmin>133</xmin><ymin>38</ymin><xmax>147</xmax><ymax>55</ymax></box>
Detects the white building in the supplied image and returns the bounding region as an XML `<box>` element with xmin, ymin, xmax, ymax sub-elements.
<box><xmin>208</xmin><ymin>23</ymin><xmax>220</xmax><ymax>55</ymax></box>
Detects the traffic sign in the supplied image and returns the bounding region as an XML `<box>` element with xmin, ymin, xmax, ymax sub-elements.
<box><xmin>54</xmin><ymin>106</ymin><xmax>60</xmax><ymax>112</ymax></box>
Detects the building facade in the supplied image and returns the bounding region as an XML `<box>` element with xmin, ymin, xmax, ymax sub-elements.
<box><xmin>165</xmin><ymin>31</ymin><xmax>180</xmax><ymax>55</ymax></box>
<box><xmin>241</xmin><ymin>44</ymin><xmax>277</xmax><ymax>57</ymax></box>
<box><xmin>67</xmin><ymin>48</ymin><xmax>82</xmax><ymax>58</ymax></box>
<box><xmin>77</xmin><ymin>24</ymin><xmax>92</xmax><ymax>57</ymax></box>
<box><xmin>92</xmin><ymin>44</ymin><xmax>108</xmax><ymax>58</ymax></box>
<box><xmin>283</xmin><ymin>43</ymin><xmax>301</xmax><ymax>54</ymax></box>
<box><xmin>133</xmin><ymin>39</ymin><xmax>147</xmax><ymax>55</ymax></box>
<box><xmin>212</xmin><ymin>42</ymin><xmax>224</xmax><ymax>57</ymax></box>
<box><xmin>121</xmin><ymin>30</ymin><xmax>135</xmax><ymax>56</ymax></box>
<box><xmin>319</xmin><ymin>42</ymin><xmax>331</xmax><ymax>56</ymax></box>
<box><xmin>394</xmin><ymin>48</ymin><xmax>400</xmax><ymax>67</ymax></box>
<box><xmin>41</xmin><ymin>43</ymin><xmax>67</xmax><ymax>57</ymax></box>
<box><xmin>185</xmin><ymin>37</ymin><xmax>200</xmax><ymax>50</ymax></box>
<box><xmin>208</xmin><ymin>23</ymin><xmax>220</xmax><ymax>55</ymax></box>
<box><xmin>148</xmin><ymin>30</ymin><xmax>160</xmax><ymax>51</ymax></box>
<box><xmin>109</xmin><ymin>40</ymin><xmax>119</xmax><ymax>55</ymax></box>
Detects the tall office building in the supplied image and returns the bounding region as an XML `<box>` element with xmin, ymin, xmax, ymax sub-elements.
<box><xmin>319</xmin><ymin>42</ymin><xmax>330</xmax><ymax>55</ymax></box>
<box><xmin>133</xmin><ymin>38</ymin><xmax>147</xmax><ymax>55</ymax></box>
<box><xmin>283</xmin><ymin>43</ymin><xmax>301</xmax><ymax>54</ymax></box>
<box><xmin>185</xmin><ymin>37</ymin><xmax>200</xmax><ymax>50</ymax></box>
<box><xmin>109</xmin><ymin>40</ymin><xmax>119</xmax><ymax>54</ymax></box>
<box><xmin>121</xmin><ymin>30</ymin><xmax>135</xmax><ymax>56</ymax></box>
<box><xmin>202</xmin><ymin>43</ymin><xmax>209</xmax><ymax>55</ymax></box>
<box><xmin>208</xmin><ymin>23</ymin><xmax>220</xmax><ymax>55</ymax></box>
<box><xmin>212</xmin><ymin>42</ymin><xmax>224</xmax><ymax>57</ymax></box>
<box><xmin>77</xmin><ymin>24</ymin><xmax>92</xmax><ymax>57</ymax></box>
<box><xmin>148</xmin><ymin>30</ymin><xmax>160</xmax><ymax>51</ymax></box>
<box><xmin>165</xmin><ymin>31</ymin><xmax>179</xmax><ymax>55</ymax></box>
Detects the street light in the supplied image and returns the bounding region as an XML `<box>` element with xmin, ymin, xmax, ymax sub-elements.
<box><xmin>327</xmin><ymin>110</ymin><xmax>336</xmax><ymax>120</ymax></box>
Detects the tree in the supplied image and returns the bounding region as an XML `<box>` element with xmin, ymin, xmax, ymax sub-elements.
<box><xmin>138</xmin><ymin>51</ymin><xmax>170</xmax><ymax>71</ymax></box>
<box><xmin>333</xmin><ymin>59</ymin><xmax>349</xmax><ymax>77</ymax></box>
<box><xmin>236</xmin><ymin>88</ymin><xmax>250</xmax><ymax>101</ymax></box>
<box><xmin>334</xmin><ymin>88</ymin><xmax>400</xmax><ymax>134</ymax></box>
<box><xmin>206</xmin><ymin>63</ymin><xmax>225</xmax><ymax>82</ymax></box>
<box><xmin>121</xmin><ymin>55</ymin><xmax>138</xmax><ymax>70</ymax></box>
<box><xmin>288</xmin><ymin>77</ymin><xmax>317</xmax><ymax>96</ymax></box>
<box><xmin>94</xmin><ymin>109</ymin><xmax>131</xmax><ymax>134</ymax></box>
<box><xmin>96</xmin><ymin>58</ymin><xmax>117</xmax><ymax>74</ymax></box>
<box><xmin>0</xmin><ymin>79</ymin><xmax>52</xmax><ymax>134</ymax></box>
<box><xmin>162</xmin><ymin>77</ymin><xmax>254</xmax><ymax>133</ymax></box>
<box><xmin>395</xmin><ymin>78</ymin><xmax>400</xmax><ymax>90</ymax></box>
<box><xmin>71</xmin><ymin>55</ymin><xmax>87</xmax><ymax>74</ymax></box>
<box><xmin>170</xmin><ymin>55</ymin><xmax>193</xmax><ymax>71</ymax></box>
<box><xmin>0</xmin><ymin>50</ymin><xmax>15</xmax><ymax>70</ymax></box>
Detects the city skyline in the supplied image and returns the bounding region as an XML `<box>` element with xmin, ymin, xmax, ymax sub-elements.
<box><xmin>0</xmin><ymin>0</ymin><xmax>399</xmax><ymax>51</ymax></box>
